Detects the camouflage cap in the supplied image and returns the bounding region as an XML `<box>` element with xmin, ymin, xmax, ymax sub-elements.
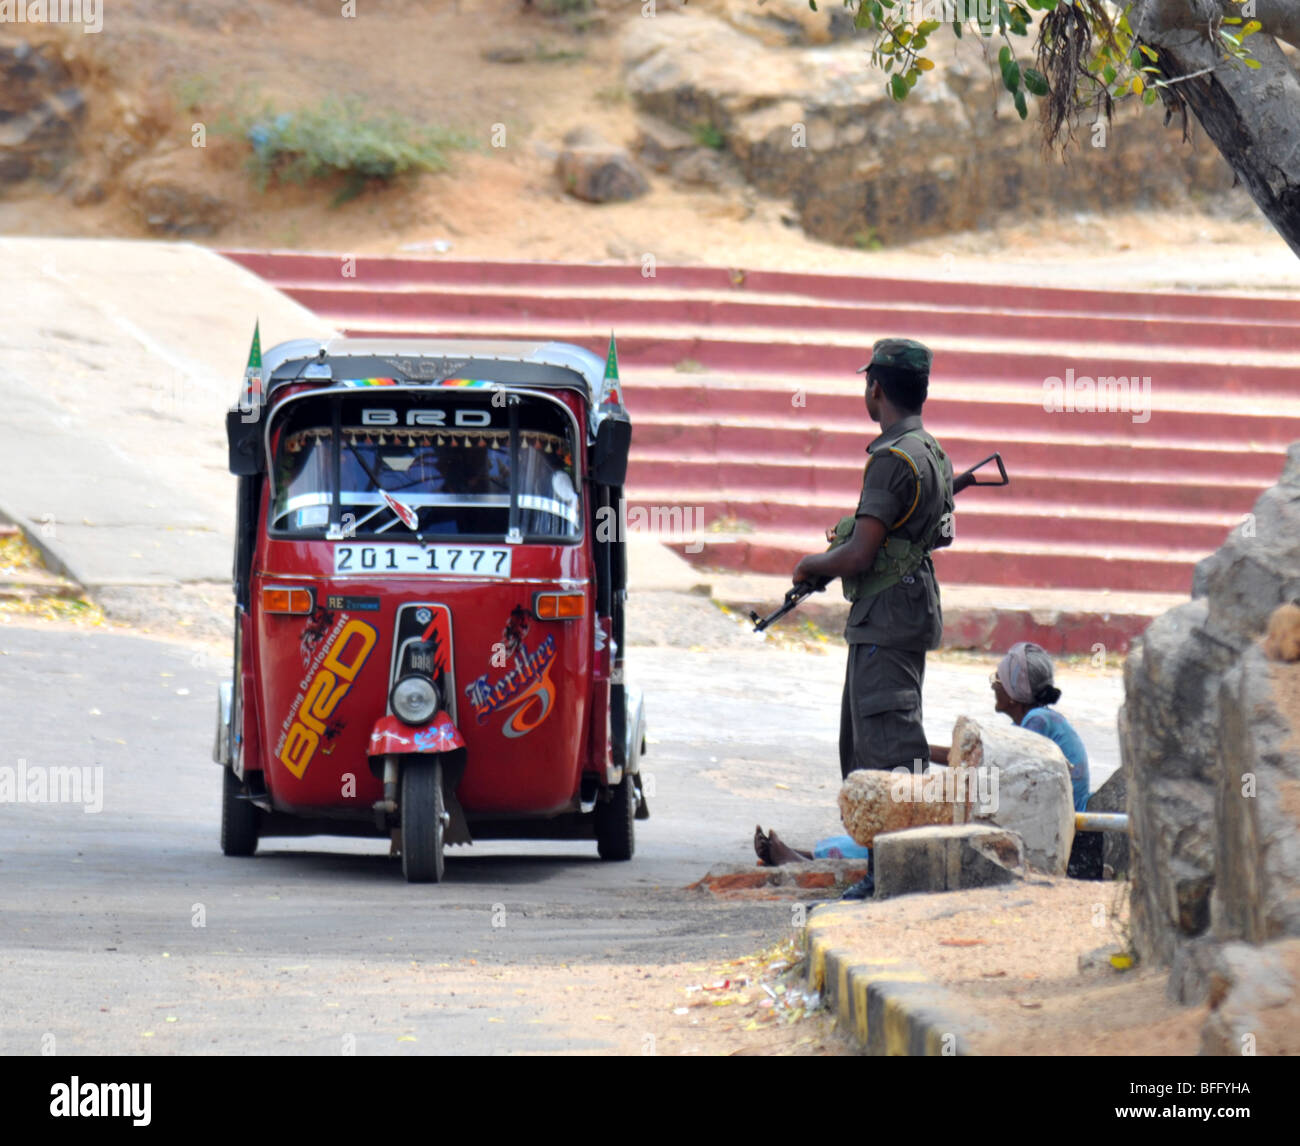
<box><xmin>857</xmin><ymin>338</ymin><xmax>933</xmax><ymax>376</ymax></box>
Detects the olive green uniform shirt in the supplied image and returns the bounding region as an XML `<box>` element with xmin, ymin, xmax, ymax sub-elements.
<box><xmin>844</xmin><ymin>415</ymin><xmax>954</xmax><ymax>651</ymax></box>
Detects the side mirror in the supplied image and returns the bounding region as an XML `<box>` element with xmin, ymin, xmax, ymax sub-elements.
<box><xmin>590</xmin><ymin>417</ymin><xmax>631</xmax><ymax>487</ymax></box>
<box><xmin>226</xmin><ymin>407</ymin><xmax>264</xmax><ymax>476</ymax></box>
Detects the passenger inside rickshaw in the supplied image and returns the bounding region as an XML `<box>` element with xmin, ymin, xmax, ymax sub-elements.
<box><xmin>270</xmin><ymin>396</ymin><xmax>581</xmax><ymax>541</ymax></box>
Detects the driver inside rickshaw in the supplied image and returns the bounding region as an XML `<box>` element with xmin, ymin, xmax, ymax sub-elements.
<box><xmin>271</xmin><ymin>396</ymin><xmax>581</xmax><ymax>541</ymax></box>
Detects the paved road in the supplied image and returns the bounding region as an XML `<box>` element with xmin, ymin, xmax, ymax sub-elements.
<box><xmin>0</xmin><ymin>607</ymin><xmax>1121</xmax><ymax>1055</ymax></box>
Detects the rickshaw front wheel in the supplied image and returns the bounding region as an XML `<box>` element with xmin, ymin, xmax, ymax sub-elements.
<box><xmin>220</xmin><ymin>766</ymin><xmax>260</xmax><ymax>858</ymax></box>
<box><xmin>595</xmin><ymin>775</ymin><xmax>636</xmax><ymax>862</ymax></box>
<box><xmin>400</xmin><ymin>760</ymin><xmax>446</xmax><ymax>883</ymax></box>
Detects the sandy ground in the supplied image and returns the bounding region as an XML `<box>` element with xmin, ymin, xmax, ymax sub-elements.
<box><xmin>811</xmin><ymin>878</ymin><xmax>1205</xmax><ymax>1055</ymax></box>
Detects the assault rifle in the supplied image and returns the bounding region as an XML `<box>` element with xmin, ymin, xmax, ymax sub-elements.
<box><xmin>749</xmin><ymin>452</ymin><xmax>1009</xmax><ymax>633</ymax></box>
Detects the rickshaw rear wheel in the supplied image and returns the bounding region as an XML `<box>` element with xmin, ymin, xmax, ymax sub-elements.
<box><xmin>400</xmin><ymin>760</ymin><xmax>446</xmax><ymax>883</ymax></box>
<box><xmin>595</xmin><ymin>775</ymin><xmax>635</xmax><ymax>862</ymax></box>
<box><xmin>220</xmin><ymin>766</ymin><xmax>260</xmax><ymax>857</ymax></box>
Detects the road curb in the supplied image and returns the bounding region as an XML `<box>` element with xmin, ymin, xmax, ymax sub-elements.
<box><xmin>804</xmin><ymin>903</ymin><xmax>983</xmax><ymax>1055</ymax></box>
<box><xmin>0</xmin><ymin>497</ymin><xmax>87</xmax><ymax>592</ymax></box>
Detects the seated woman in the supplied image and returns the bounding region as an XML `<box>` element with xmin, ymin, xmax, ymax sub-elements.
<box><xmin>988</xmin><ymin>641</ymin><xmax>1091</xmax><ymax>813</ymax></box>
<box><xmin>754</xmin><ymin>641</ymin><xmax>1091</xmax><ymax>869</ymax></box>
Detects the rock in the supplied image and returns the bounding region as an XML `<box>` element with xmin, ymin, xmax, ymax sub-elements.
<box><xmin>555</xmin><ymin>145</ymin><xmax>648</xmax><ymax>203</ymax></box>
<box><xmin>874</xmin><ymin>824</ymin><xmax>1025</xmax><ymax>900</ymax></box>
<box><xmin>1166</xmin><ymin>935</ymin><xmax>1226</xmax><ymax>1005</ymax></box>
<box><xmin>951</xmin><ymin>716</ymin><xmax>1075</xmax><ymax>875</ymax></box>
<box><xmin>1264</xmin><ymin>601</ymin><xmax>1300</xmax><ymax>662</ymax></box>
<box><xmin>0</xmin><ymin>42</ymin><xmax>85</xmax><ymax>185</ymax></box>
<box><xmin>1120</xmin><ymin>599</ymin><xmax>1232</xmax><ymax>966</ymax></box>
<box><xmin>1213</xmin><ymin>644</ymin><xmax>1300</xmax><ymax>945</ymax></box>
<box><xmin>481</xmin><ymin>44</ymin><xmax>530</xmax><ymax>64</ymax></box>
<box><xmin>670</xmin><ymin>147</ymin><xmax>741</xmax><ymax>190</ymax></box>
<box><xmin>620</xmin><ymin>9</ymin><xmax>1235</xmax><ymax>247</ymax></box>
<box><xmin>1193</xmin><ymin>445</ymin><xmax>1300</xmax><ymax>652</ymax></box>
<box><xmin>1087</xmin><ymin>765</ymin><xmax>1130</xmax><ymax>879</ymax></box>
<box><xmin>1200</xmin><ymin>939</ymin><xmax>1300</xmax><ymax>1056</ymax></box>
<box><xmin>1124</xmin><ymin>444</ymin><xmax>1300</xmax><ymax>970</ymax></box>
<box><xmin>694</xmin><ymin>0</ymin><xmax>862</xmax><ymax>47</ymax></box>
<box><xmin>1078</xmin><ymin>944</ymin><xmax>1128</xmax><ymax>973</ymax></box>
<box><xmin>837</xmin><ymin>766</ymin><xmax>966</xmax><ymax>849</ymax></box>
<box><xmin>634</xmin><ymin>116</ymin><xmax>698</xmax><ymax>174</ymax></box>
<box><xmin>561</xmin><ymin>125</ymin><xmax>608</xmax><ymax>148</ymax></box>
<box><xmin>122</xmin><ymin>150</ymin><xmax>234</xmax><ymax>236</ymax></box>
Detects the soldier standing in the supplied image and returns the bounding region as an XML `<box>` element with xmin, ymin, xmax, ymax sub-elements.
<box><xmin>792</xmin><ymin>339</ymin><xmax>954</xmax><ymax>892</ymax></box>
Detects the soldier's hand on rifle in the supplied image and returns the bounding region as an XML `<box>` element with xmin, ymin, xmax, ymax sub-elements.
<box><xmin>793</xmin><ymin>555</ymin><xmax>818</xmax><ymax>586</ymax></box>
<box><xmin>795</xmin><ymin>516</ymin><xmax>888</xmax><ymax>586</ymax></box>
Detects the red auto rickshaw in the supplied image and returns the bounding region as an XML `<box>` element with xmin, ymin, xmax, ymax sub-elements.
<box><xmin>213</xmin><ymin>334</ymin><xmax>648</xmax><ymax>881</ymax></box>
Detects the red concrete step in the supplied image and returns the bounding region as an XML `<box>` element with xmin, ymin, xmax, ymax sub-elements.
<box><xmin>625</xmin><ymin>488</ymin><xmax>1237</xmax><ymax>550</ymax></box>
<box><xmin>334</xmin><ymin>325</ymin><xmax>1299</xmax><ymax>398</ymax></box>
<box><xmin>627</xmin><ymin>437</ymin><xmax>1288</xmax><ymax>488</ymax></box>
<box><xmin>674</xmin><ymin>533</ymin><xmax>1204</xmax><ymax>593</ymax></box>
<box><xmin>271</xmin><ymin>283</ymin><xmax>1300</xmax><ymax>354</ymax></box>
<box><xmin>624</xmin><ymin>384</ymin><xmax>1300</xmax><ymax>447</ymax></box>
<box><xmin>224</xmin><ymin>251</ymin><xmax>1300</xmax><ymax>325</ymax></box>
<box><xmin>628</xmin><ymin>463</ymin><xmax>1268</xmax><ymax>513</ymax></box>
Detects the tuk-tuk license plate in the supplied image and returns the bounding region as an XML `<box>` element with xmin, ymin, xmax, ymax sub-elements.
<box><xmin>334</xmin><ymin>544</ymin><xmax>512</xmax><ymax>577</ymax></box>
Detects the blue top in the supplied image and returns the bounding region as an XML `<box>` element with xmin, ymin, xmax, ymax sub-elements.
<box><xmin>1020</xmin><ymin>706</ymin><xmax>1090</xmax><ymax>812</ymax></box>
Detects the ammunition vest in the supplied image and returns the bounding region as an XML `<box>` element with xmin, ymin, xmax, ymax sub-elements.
<box><xmin>830</xmin><ymin>429</ymin><xmax>954</xmax><ymax>603</ymax></box>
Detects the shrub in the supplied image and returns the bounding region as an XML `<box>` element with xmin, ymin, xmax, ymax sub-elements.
<box><xmin>240</xmin><ymin>97</ymin><xmax>472</xmax><ymax>203</ymax></box>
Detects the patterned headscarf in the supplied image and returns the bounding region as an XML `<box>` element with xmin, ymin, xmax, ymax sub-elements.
<box><xmin>996</xmin><ymin>642</ymin><xmax>1056</xmax><ymax>705</ymax></box>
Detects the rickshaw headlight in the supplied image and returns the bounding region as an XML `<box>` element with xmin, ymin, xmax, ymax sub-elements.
<box><xmin>390</xmin><ymin>675</ymin><xmax>440</xmax><ymax>726</ymax></box>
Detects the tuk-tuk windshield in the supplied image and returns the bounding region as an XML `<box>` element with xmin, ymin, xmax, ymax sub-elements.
<box><xmin>270</xmin><ymin>391</ymin><xmax>581</xmax><ymax>541</ymax></box>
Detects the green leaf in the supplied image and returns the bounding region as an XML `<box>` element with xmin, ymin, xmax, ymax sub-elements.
<box><xmin>1243</xmin><ymin>56</ymin><xmax>1262</xmax><ymax>68</ymax></box>
<box><xmin>890</xmin><ymin>73</ymin><xmax>909</xmax><ymax>101</ymax></box>
<box><xmin>1138</xmin><ymin>44</ymin><xmax>1158</xmax><ymax>61</ymax></box>
<box><xmin>1022</xmin><ymin>67</ymin><xmax>1049</xmax><ymax>96</ymax></box>
<box><xmin>953</xmin><ymin>19</ymin><xmax>963</xmax><ymax>38</ymax></box>
<box><xmin>1013</xmin><ymin>89</ymin><xmax>1028</xmax><ymax>119</ymax></box>
<box><xmin>917</xmin><ymin>19</ymin><xmax>941</xmax><ymax>35</ymax></box>
<box><xmin>1102</xmin><ymin>64</ymin><xmax>1117</xmax><ymax>85</ymax></box>
<box><xmin>999</xmin><ymin>45</ymin><xmax>1012</xmax><ymax>69</ymax></box>
<box><xmin>912</xmin><ymin>35</ymin><xmax>928</xmax><ymax>49</ymax></box>
<box><xmin>1142</xmin><ymin>88</ymin><xmax>1158</xmax><ymax>105</ymax></box>
<box><xmin>1003</xmin><ymin>59</ymin><xmax>1021</xmax><ymax>91</ymax></box>
<box><xmin>855</xmin><ymin>4</ymin><xmax>873</xmax><ymax>28</ymax></box>
<box><xmin>808</xmin><ymin>0</ymin><xmax>817</xmax><ymax>8</ymax></box>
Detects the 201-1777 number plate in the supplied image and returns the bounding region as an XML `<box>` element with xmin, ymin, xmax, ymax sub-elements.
<box><xmin>333</xmin><ymin>544</ymin><xmax>512</xmax><ymax>577</ymax></box>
